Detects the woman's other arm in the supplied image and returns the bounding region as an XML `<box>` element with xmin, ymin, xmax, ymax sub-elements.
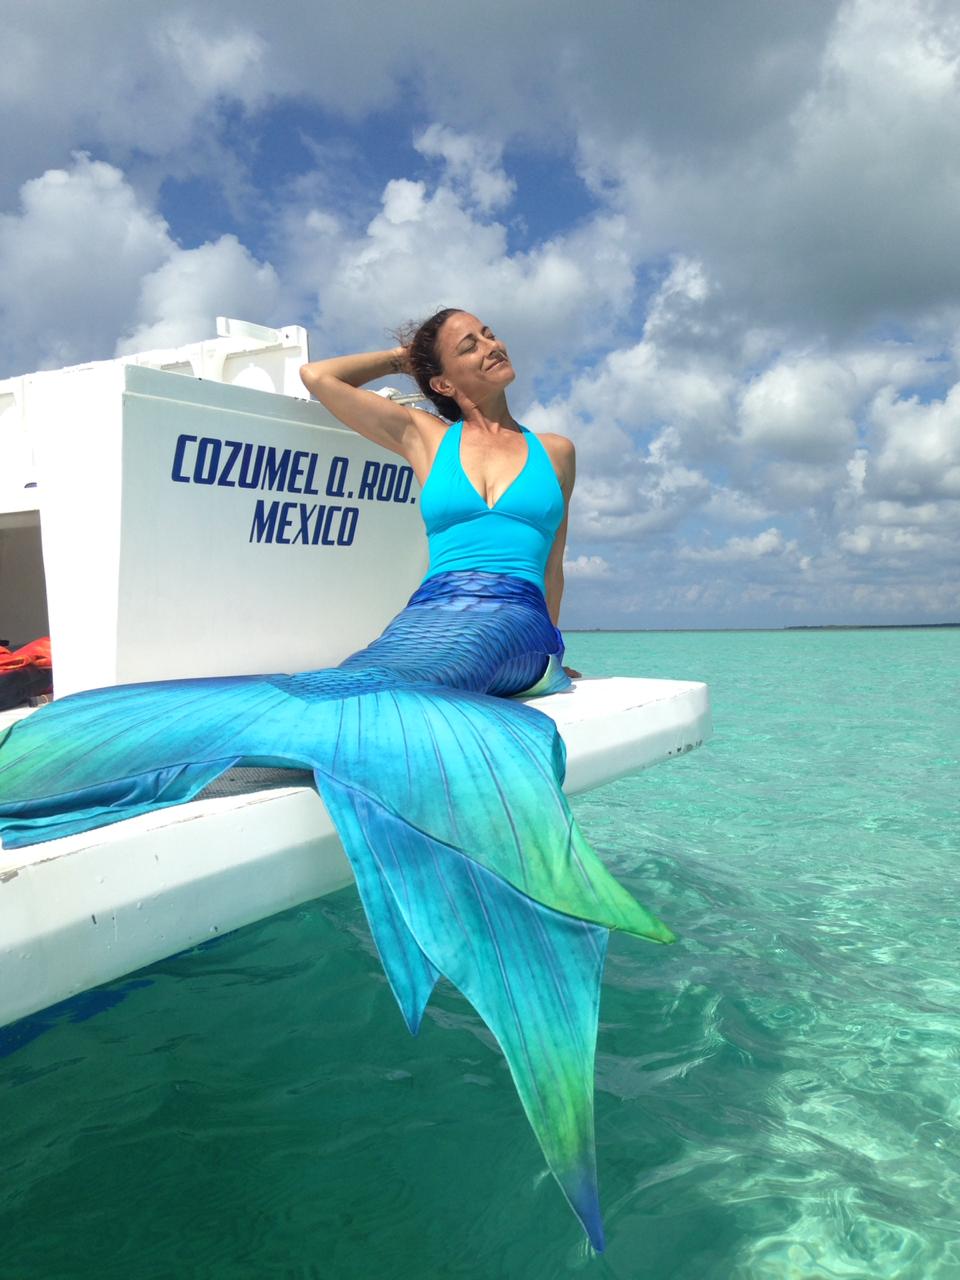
<box><xmin>545</xmin><ymin>510</ymin><xmax>568</xmax><ymax>626</ymax></box>
<box><xmin>542</xmin><ymin>436</ymin><xmax>576</xmax><ymax>627</ymax></box>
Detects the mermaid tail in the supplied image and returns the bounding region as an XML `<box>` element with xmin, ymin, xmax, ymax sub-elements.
<box><xmin>326</xmin><ymin>782</ymin><xmax>611</xmax><ymax>1246</ymax></box>
<box><xmin>0</xmin><ymin>571</ymin><xmax>673</xmax><ymax>1248</ymax></box>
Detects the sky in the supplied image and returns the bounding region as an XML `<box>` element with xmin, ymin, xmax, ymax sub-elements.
<box><xmin>1</xmin><ymin>0</ymin><xmax>959</xmax><ymax>629</ymax></box>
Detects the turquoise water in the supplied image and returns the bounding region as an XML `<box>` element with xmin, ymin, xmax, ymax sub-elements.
<box><xmin>2</xmin><ymin>629</ymin><xmax>958</xmax><ymax>1278</ymax></box>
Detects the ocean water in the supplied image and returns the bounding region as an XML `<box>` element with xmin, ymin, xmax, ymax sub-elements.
<box><xmin>1</xmin><ymin>629</ymin><xmax>958</xmax><ymax>1279</ymax></box>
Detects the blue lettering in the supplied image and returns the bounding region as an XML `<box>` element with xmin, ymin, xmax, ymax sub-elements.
<box><xmin>394</xmin><ymin>468</ymin><xmax>414</xmax><ymax>501</ymax></box>
<box><xmin>249</xmin><ymin>499</ymin><xmax>279</xmax><ymax>542</ymax></box>
<box><xmin>395</xmin><ymin>466</ymin><xmax>413</xmax><ymax>503</ymax></box>
<box><xmin>250</xmin><ymin>499</ymin><xmax>358</xmax><ymax>547</ymax></box>
<box><xmin>262</xmin><ymin>448</ymin><xmax>291</xmax><ymax>491</ymax></box>
<box><xmin>327</xmin><ymin>455</ymin><xmax>349</xmax><ymax>498</ymax></box>
<box><xmin>338</xmin><ymin>506</ymin><xmax>358</xmax><ymax>545</ymax></box>
<box><xmin>294</xmin><ymin>503</ymin><xmax>317</xmax><ymax>544</ymax></box>
<box><xmin>321</xmin><ymin>505</ymin><xmax>340</xmax><ymax>545</ymax></box>
<box><xmin>218</xmin><ymin>439</ymin><xmax>242</xmax><ymax>487</ymax></box>
<box><xmin>238</xmin><ymin>442</ymin><xmax>264</xmax><ymax>489</ymax></box>
<box><xmin>171</xmin><ymin>434</ymin><xmax>197</xmax><ymax>483</ymax></box>
<box><xmin>356</xmin><ymin>461</ymin><xmax>411</xmax><ymax>503</ymax></box>
<box><xmin>288</xmin><ymin>450</ymin><xmax>308</xmax><ymax>494</ymax></box>
<box><xmin>276</xmin><ymin>500</ymin><xmax>296</xmax><ymax>543</ymax></box>
<box><xmin>310</xmin><ymin>504</ymin><xmax>327</xmax><ymax>545</ymax></box>
<box><xmin>376</xmin><ymin>463</ymin><xmax>398</xmax><ymax>501</ymax></box>
<box><xmin>194</xmin><ymin>437</ymin><xmax>221</xmax><ymax>485</ymax></box>
<box><xmin>358</xmin><ymin>460</ymin><xmax>378</xmax><ymax>500</ymax></box>
<box><xmin>302</xmin><ymin>453</ymin><xmax>320</xmax><ymax>495</ymax></box>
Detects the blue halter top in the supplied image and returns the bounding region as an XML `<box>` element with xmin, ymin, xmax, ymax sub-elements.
<box><xmin>419</xmin><ymin>421</ymin><xmax>565</xmax><ymax>591</ymax></box>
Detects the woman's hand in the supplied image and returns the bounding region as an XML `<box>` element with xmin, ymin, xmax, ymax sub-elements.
<box><xmin>391</xmin><ymin>345</ymin><xmax>414</xmax><ymax>377</ymax></box>
<box><xmin>563</xmin><ymin>665</ymin><xmax>582</xmax><ymax>679</ymax></box>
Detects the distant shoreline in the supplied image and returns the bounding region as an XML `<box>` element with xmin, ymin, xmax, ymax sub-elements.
<box><xmin>783</xmin><ymin>623</ymin><xmax>960</xmax><ymax>631</ymax></box>
<box><xmin>566</xmin><ymin>623</ymin><xmax>960</xmax><ymax>633</ymax></box>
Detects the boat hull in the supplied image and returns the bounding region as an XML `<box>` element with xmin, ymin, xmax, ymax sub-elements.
<box><xmin>0</xmin><ymin>676</ymin><xmax>709</xmax><ymax>1030</ymax></box>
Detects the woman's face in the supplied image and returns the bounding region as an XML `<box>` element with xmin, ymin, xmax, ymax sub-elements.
<box><xmin>431</xmin><ymin>312</ymin><xmax>515</xmax><ymax>408</ymax></box>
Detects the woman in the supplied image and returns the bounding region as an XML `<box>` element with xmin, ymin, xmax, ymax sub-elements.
<box><xmin>0</xmin><ymin>309</ymin><xmax>673</xmax><ymax>1251</ymax></box>
<box><xmin>301</xmin><ymin>308</ymin><xmax>576</xmax><ymax>652</ymax></box>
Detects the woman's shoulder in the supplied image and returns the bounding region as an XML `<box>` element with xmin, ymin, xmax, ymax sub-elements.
<box><xmin>532</xmin><ymin>430</ymin><xmax>574</xmax><ymax>454</ymax></box>
<box><xmin>531</xmin><ymin>431</ymin><xmax>575</xmax><ymax>467</ymax></box>
<box><xmin>529</xmin><ymin>431</ymin><xmax>575</xmax><ymax>493</ymax></box>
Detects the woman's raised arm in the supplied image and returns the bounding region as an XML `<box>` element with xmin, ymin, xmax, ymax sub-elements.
<box><xmin>300</xmin><ymin>348</ymin><xmax>435</xmax><ymax>464</ymax></box>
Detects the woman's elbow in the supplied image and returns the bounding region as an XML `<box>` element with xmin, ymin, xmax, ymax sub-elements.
<box><xmin>300</xmin><ymin>362</ymin><xmax>324</xmax><ymax>395</ymax></box>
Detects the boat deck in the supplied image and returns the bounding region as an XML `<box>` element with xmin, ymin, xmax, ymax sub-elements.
<box><xmin>0</xmin><ymin>676</ymin><xmax>710</xmax><ymax>1030</ymax></box>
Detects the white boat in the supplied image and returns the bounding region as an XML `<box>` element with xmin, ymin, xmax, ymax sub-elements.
<box><xmin>0</xmin><ymin>321</ymin><xmax>711</xmax><ymax>1031</ymax></box>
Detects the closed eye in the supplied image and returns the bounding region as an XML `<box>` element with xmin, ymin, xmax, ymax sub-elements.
<box><xmin>456</xmin><ymin>327</ymin><xmax>497</xmax><ymax>354</ymax></box>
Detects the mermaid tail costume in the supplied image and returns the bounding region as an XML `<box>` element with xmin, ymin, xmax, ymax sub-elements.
<box><xmin>0</xmin><ymin>424</ymin><xmax>674</xmax><ymax>1250</ymax></box>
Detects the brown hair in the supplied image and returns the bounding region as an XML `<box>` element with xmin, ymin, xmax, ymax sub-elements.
<box><xmin>396</xmin><ymin>307</ymin><xmax>464</xmax><ymax>421</ymax></box>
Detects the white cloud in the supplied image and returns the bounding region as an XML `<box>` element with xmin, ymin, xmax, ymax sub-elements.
<box><xmin>277</xmin><ymin>158</ymin><xmax>637</xmax><ymax>394</ymax></box>
<box><xmin>838</xmin><ymin>525</ymin><xmax>943</xmax><ymax>556</ymax></box>
<box><xmin>738</xmin><ymin>358</ymin><xmax>857</xmax><ymax>463</ymax></box>
<box><xmin>118</xmin><ymin>236</ymin><xmax>283</xmax><ymax>354</ymax></box>
<box><xmin>703</xmin><ymin>487</ymin><xmax>773</xmax><ymax>524</ymax></box>
<box><xmin>523</xmin><ymin>260</ymin><xmax>740</xmax><ymax>488</ymax></box>
<box><xmin>3</xmin><ymin>0</ymin><xmax>954</xmax><ymax>353</ymax></box>
<box><xmin>566</xmin><ymin>422</ymin><xmax>711</xmax><ymax>544</ymax></box>
<box><xmin>517</xmin><ymin>253</ymin><xmax>957</xmax><ymax>623</ymax></box>
<box><xmin>867</xmin><ymin>384</ymin><xmax>960</xmax><ymax>500</ymax></box>
<box><xmin>0</xmin><ymin>155</ymin><xmax>285</xmax><ymax>377</ymax></box>
<box><xmin>679</xmin><ymin>528</ymin><xmax>793</xmax><ymax>563</ymax></box>
<box><xmin>563</xmin><ymin>554</ymin><xmax>612</xmax><ymax>580</ymax></box>
<box><xmin>860</xmin><ymin>498</ymin><xmax>958</xmax><ymax>526</ymax></box>
<box><xmin>157</xmin><ymin>17</ymin><xmax>266</xmax><ymax>100</ymax></box>
<box><xmin>414</xmin><ymin>126</ymin><xmax>515</xmax><ymax>213</ymax></box>
<box><xmin>0</xmin><ymin>7</ymin><xmax>271</xmax><ymax>204</ymax></box>
<box><xmin>0</xmin><ymin>154</ymin><xmax>172</xmax><ymax>373</ymax></box>
<box><xmin>577</xmin><ymin>0</ymin><xmax>960</xmax><ymax>334</ymax></box>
